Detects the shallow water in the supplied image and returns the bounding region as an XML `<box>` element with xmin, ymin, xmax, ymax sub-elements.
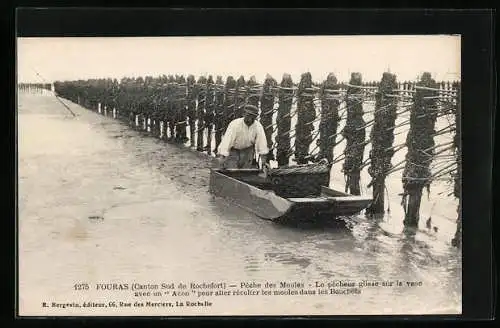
<box><xmin>17</xmin><ymin>93</ymin><xmax>461</xmax><ymax>316</ymax></box>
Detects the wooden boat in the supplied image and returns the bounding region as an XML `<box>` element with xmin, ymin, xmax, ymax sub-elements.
<box><xmin>209</xmin><ymin>168</ymin><xmax>373</xmax><ymax>221</ymax></box>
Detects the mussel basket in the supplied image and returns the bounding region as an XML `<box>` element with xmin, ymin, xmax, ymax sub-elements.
<box><xmin>268</xmin><ymin>162</ymin><xmax>332</xmax><ymax>198</ymax></box>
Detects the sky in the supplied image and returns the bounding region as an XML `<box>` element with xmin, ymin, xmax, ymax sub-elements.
<box><xmin>17</xmin><ymin>35</ymin><xmax>461</xmax><ymax>84</ymax></box>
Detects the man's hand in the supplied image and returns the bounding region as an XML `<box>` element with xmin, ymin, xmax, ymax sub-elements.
<box><xmin>216</xmin><ymin>155</ymin><xmax>227</xmax><ymax>169</ymax></box>
<box><xmin>258</xmin><ymin>162</ymin><xmax>270</xmax><ymax>179</ymax></box>
<box><xmin>259</xmin><ymin>154</ymin><xmax>268</xmax><ymax>167</ymax></box>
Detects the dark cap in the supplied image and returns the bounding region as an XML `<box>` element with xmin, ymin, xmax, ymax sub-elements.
<box><xmin>243</xmin><ymin>104</ymin><xmax>259</xmax><ymax>117</ymax></box>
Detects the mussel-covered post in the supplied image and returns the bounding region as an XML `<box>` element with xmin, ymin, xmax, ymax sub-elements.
<box><xmin>103</xmin><ymin>79</ymin><xmax>112</xmax><ymax>116</ymax></box>
<box><xmin>102</xmin><ymin>79</ymin><xmax>109</xmax><ymax>115</ymax></box>
<box><xmin>128</xmin><ymin>80</ymin><xmax>138</xmax><ymax>128</ymax></box>
<box><xmin>135</xmin><ymin>79</ymin><xmax>145</xmax><ymax>126</ymax></box>
<box><xmin>260</xmin><ymin>75</ymin><xmax>277</xmax><ymax>163</ymax></box>
<box><xmin>318</xmin><ymin>73</ymin><xmax>341</xmax><ymax>163</ymax></box>
<box><xmin>131</xmin><ymin>79</ymin><xmax>139</xmax><ymax>127</ymax></box>
<box><xmin>85</xmin><ymin>80</ymin><xmax>93</xmax><ymax>111</ymax></box>
<box><xmin>222</xmin><ymin>76</ymin><xmax>237</xmax><ymax>138</ymax></box>
<box><xmin>166</xmin><ymin>76</ymin><xmax>176</xmax><ymax>139</ymax></box>
<box><xmin>118</xmin><ymin>78</ymin><xmax>131</xmax><ymax>123</ymax></box>
<box><xmin>110</xmin><ymin>79</ymin><xmax>119</xmax><ymax>119</ymax></box>
<box><xmin>143</xmin><ymin>77</ymin><xmax>154</xmax><ymax>132</ymax></box>
<box><xmin>175</xmin><ymin>75</ymin><xmax>188</xmax><ymax>143</ymax></box>
<box><xmin>151</xmin><ymin>81</ymin><xmax>162</xmax><ymax>137</ymax></box>
<box><xmin>295</xmin><ymin>72</ymin><xmax>316</xmax><ymax>165</ymax></box>
<box><xmin>366</xmin><ymin>72</ymin><xmax>399</xmax><ymax>215</ymax></box>
<box><xmin>137</xmin><ymin>79</ymin><xmax>145</xmax><ymax>128</ymax></box>
<box><xmin>234</xmin><ymin>76</ymin><xmax>246</xmax><ymax>118</ymax></box>
<box><xmin>402</xmin><ymin>72</ymin><xmax>439</xmax><ymax>227</ymax></box>
<box><xmin>186</xmin><ymin>75</ymin><xmax>197</xmax><ymax>147</ymax></box>
<box><xmin>276</xmin><ymin>74</ymin><xmax>294</xmax><ymax>166</ymax></box>
<box><xmin>90</xmin><ymin>80</ymin><xmax>97</xmax><ymax>111</ymax></box>
<box><xmin>146</xmin><ymin>78</ymin><xmax>156</xmax><ymax>131</ymax></box>
<box><xmin>168</xmin><ymin>76</ymin><xmax>178</xmax><ymax>139</ymax></box>
<box><xmin>116</xmin><ymin>79</ymin><xmax>126</xmax><ymax>122</ymax></box>
<box><xmin>125</xmin><ymin>80</ymin><xmax>136</xmax><ymax>124</ymax></box>
<box><xmin>82</xmin><ymin>81</ymin><xmax>88</xmax><ymax>109</ymax></box>
<box><xmin>137</xmin><ymin>77</ymin><xmax>147</xmax><ymax>130</ymax></box>
<box><xmin>342</xmin><ymin>73</ymin><xmax>366</xmax><ymax>195</ymax></box>
<box><xmin>214</xmin><ymin>76</ymin><xmax>225</xmax><ymax>154</ymax></box>
<box><xmin>205</xmin><ymin>75</ymin><xmax>215</xmax><ymax>154</ymax></box>
<box><xmin>123</xmin><ymin>80</ymin><xmax>132</xmax><ymax>124</ymax></box>
<box><xmin>196</xmin><ymin>76</ymin><xmax>207</xmax><ymax>151</ymax></box>
<box><xmin>93</xmin><ymin>81</ymin><xmax>100</xmax><ymax>113</ymax></box>
<box><xmin>95</xmin><ymin>79</ymin><xmax>103</xmax><ymax>114</ymax></box>
<box><xmin>246</xmin><ymin>76</ymin><xmax>260</xmax><ymax>108</ymax></box>
<box><xmin>451</xmin><ymin>82</ymin><xmax>462</xmax><ymax>247</ymax></box>
<box><xmin>159</xmin><ymin>81</ymin><xmax>170</xmax><ymax>140</ymax></box>
<box><xmin>122</xmin><ymin>80</ymin><xmax>132</xmax><ymax>126</ymax></box>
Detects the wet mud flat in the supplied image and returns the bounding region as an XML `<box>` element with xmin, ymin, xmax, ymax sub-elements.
<box><xmin>18</xmin><ymin>94</ymin><xmax>461</xmax><ymax>316</ymax></box>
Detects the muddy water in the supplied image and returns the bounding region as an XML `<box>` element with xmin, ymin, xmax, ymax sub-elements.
<box><xmin>18</xmin><ymin>93</ymin><xmax>461</xmax><ymax>316</ymax></box>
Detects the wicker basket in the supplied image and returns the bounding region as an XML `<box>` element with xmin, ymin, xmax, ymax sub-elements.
<box><xmin>268</xmin><ymin>162</ymin><xmax>332</xmax><ymax>198</ymax></box>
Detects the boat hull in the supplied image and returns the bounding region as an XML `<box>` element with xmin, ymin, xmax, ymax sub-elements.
<box><xmin>209</xmin><ymin>169</ymin><xmax>293</xmax><ymax>220</ymax></box>
<box><xmin>209</xmin><ymin>169</ymin><xmax>373</xmax><ymax>221</ymax></box>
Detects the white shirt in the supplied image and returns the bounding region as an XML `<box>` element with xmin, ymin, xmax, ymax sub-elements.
<box><xmin>217</xmin><ymin>117</ymin><xmax>269</xmax><ymax>157</ymax></box>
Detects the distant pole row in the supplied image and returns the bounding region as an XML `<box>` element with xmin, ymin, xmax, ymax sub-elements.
<box><xmin>18</xmin><ymin>83</ymin><xmax>54</xmax><ymax>94</ymax></box>
<box><xmin>53</xmin><ymin>72</ymin><xmax>461</xmax><ymax>246</ymax></box>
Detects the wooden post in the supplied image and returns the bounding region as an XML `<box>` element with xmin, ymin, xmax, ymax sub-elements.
<box><xmin>402</xmin><ymin>72</ymin><xmax>439</xmax><ymax>227</ymax></box>
<box><xmin>214</xmin><ymin>76</ymin><xmax>225</xmax><ymax>154</ymax></box>
<box><xmin>342</xmin><ymin>72</ymin><xmax>366</xmax><ymax>195</ymax></box>
<box><xmin>319</xmin><ymin>73</ymin><xmax>341</xmax><ymax>163</ymax></box>
<box><xmin>204</xmin><ymin>75</ymin><xmax>215</xmax><ymax>154</ymax></box>
<box><xmin>144</xmin><ymin>78</ymin><xmax>154</xmax><ymax>133</ymax></box>
<box><xmin>103</xmin><ymin>79</ymin><xmax>109</xmax><ymax>116</ymax></box>
<box><xmin>234</xmin><ymin>76</ymin><xmax>246</xmax><ymax>118</ymax></box>
<box><xmin>151</xmin><ymin>81</ymin><xmax>161</xmax><ymax>138</ymax></box>
<box><xmin>169</xmin><ymin>78</ymin><xmax>178</xmax><ymax>139</ymax></box>
<box><xmin>196</xmin><ymin>76</ymin><xmax>207</xmax><ymax>151</ymax></box>
<box><xmin>141</xmin><ymin>76</ymin><xmax>153</xmax><ymax>132</ymax></box>
<box><xmin>129</xmin><ymin>81</ymin><xmax>136</xmax><ymax>127</ymax></box>
<box><xmin>142</xmin><ymin>79</ymin><xmax>149</xmax><ymax>131</ymax></box>
<box><xmin>222</xmin><ymin>76</ymin><xmax>237</xmax><ymax>143</ymax></box>
<box><xmin>260</xmin><ymin>74</ymin><xmax>277</xmax><ymax>163</ymax></box>
<box><xmin>175</xmin><ymin>75</ymin><xmax>188</xmax><ymax>143</ymax></box>
<box><xmin>246</xmin><ymin>76</ymin><xmax>260</xmax><ymax>108</ymax></box>
<box><xmin>276</xmin><ymin>74</ymin><xmax>294</xmax><ymax>166</ymax></box>
<box><xmin>160</xmin><ymin>78</ymin><xmax>168</xmax><ymax>136</ymax></box>
<box><xmin>295</xmin><ymin>72</ymin><xmax>316</xmax><ymax>165</ymax></box>
<box><xmin>366</xmin><ymin>72</ymin><xmax>399</xmax><ymax>215</ymax></box>
<box><xmin>451</xmin><ymin>82</ymin><xmax>462</xmax><ymax>247</ymax></box>
<box><xmin>186</xmin><ymin>75</ymin><xmax>197</xmax><ymax>147</ymax></box>
<box><xmin>172</xmin><ymin>75</ymin><xmax>180</xmax><ymax>140</ymax></box>
<box><xmin>111</xmin><ymin>79</ymin><xmax>118</xmax><ymax>120</ymax></box>
<box><xmin>165</xmin><ymin>76</ymin><xmax>176</xmax><ymax>139</ymax></box>
<box><xmin>134</xmin><ymin>77</ymin><xmax>143</xmax><ymax>130</ymax></box>
<box><xmin>114</xmin><ymin>80</ymin><xmax>122</xmax><ymax>120</ymax></box>
<box><xmin>129</xmin><ymin>82</ymin><xmax>138</xmax><ymax>128</ymax></box>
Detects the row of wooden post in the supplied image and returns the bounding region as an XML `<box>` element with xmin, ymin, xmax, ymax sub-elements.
<box><xmin>53</xmin><ymin>72</ymin><xmax>461</xmax><ymax>246</ymax></box>
<box><xmin>18</xmin><ymin>83</ymin><xmax>53</xmax><ymax>94</ymax></box>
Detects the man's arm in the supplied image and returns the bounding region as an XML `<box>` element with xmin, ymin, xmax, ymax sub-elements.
<box><xmin>217</xmin><ymin>121</ymin><xmax>235</xmax><ymax>157</ymax></box>
<box><xmin>255</xmin><ymin>122</ymin><xmax>270</xmax><ymax>166</ymax></box>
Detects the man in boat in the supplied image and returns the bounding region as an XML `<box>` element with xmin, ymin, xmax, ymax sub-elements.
<box><xmin>216</xmin><ymin>104</ymin><xmax>269</xmax><ymax>170</ymax></box>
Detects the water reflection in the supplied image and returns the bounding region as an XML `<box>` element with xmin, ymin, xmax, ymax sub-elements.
<box><xmin>264</xmin><ymin>252</ymin><xmax>312</xmax><ymax>270</ymax></box>
<box><xmin>243</xmin><ymin>254</ymin><xmax>261</xmax><ymax>273</ymax></box>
